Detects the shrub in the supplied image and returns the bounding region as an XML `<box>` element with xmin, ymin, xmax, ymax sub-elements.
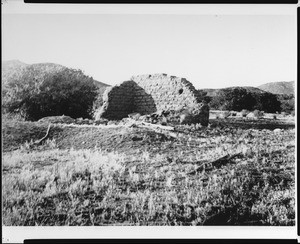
<box><xmin>277</xmin><ymin>94</ymin><xmax>294</xmax><ymax>114</ymax></box>
<box><xmin>208</xmin><ymin>87</ymin><xmax>281</xmax><ymax>113</ymax></box>
<box><xmin>197</xmin><ymin>90</ymin><xmax>211</xmax><ymax>104</ymax></box>
<box><xmin>210</xmin><ymin>88</ymin><xmax>256</xmax><ymax>112</ymax></box>
<box><xmin>3</xmin><ymin>68</ymin><xmax>98</xmax><ymax>121</ymax></box>
<box><xmin>253</xmin><ymin>92</ymin><xmax>281</xmax><ymax>113</ymax></box>
<box><xmin>253</xmin><ymin>110</ymin><xmax>264</xmax><ymax>119</ymax></box>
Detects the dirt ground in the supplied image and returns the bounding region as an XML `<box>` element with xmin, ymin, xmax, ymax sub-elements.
<box><xmin>2</xmin><ymin>116</ymin><xmax>295</xmax><ymax>155</ymax></box>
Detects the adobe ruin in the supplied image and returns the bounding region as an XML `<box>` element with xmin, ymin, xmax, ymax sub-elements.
<box><xmin>95</xmin><ymin>73</ymin><xmax>209</xmax><ymax>125</ymax></box>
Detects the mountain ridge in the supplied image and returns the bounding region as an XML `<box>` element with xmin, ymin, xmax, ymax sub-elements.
<box><xmin>258</xmin><ymin>81</ymin><xmax>294</xmax><ymax>95</ymax></box>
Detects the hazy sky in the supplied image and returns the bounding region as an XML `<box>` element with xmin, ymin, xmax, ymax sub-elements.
<box><xmin>2</xmin><ymin>7</ymin><xmax>296</xmax><ymax>89</ymax></box>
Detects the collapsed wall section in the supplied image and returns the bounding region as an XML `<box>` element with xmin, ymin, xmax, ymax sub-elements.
<box><xmin>94</xmin><ymin>80</ymin><xmax>135</xmax><ymax>120</ymax></box>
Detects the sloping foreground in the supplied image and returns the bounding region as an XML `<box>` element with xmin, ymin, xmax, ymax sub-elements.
<box><xmin>2</xmin><ymin>119</ymin><xmax>295</xmax><ymax>225</ymax></box>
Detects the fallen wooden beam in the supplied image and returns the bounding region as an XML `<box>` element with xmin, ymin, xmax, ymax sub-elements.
<box><xmin>139</xmin><ymin>121</ymin><xmax>175</xmax><ymax>131</ymax></box>
<box><xmin>123</xmin><ymin>118</ymin><xmax>178</xmax><ymax>139</ymax></box>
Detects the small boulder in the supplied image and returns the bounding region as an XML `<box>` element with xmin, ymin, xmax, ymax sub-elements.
<box><xmin>273</xmin><ymin>128</ymin><xmax>282</xmax><ymax>133</ymax></box>
<box><xmin>128</xmin><ymin>113</ymin><xmax>141</xmax><ymax>120</ymax></box>
<box><xmin>246</xmin><ymin>112</ymin><xmax>255</xmax><ymax>119</ymax></box>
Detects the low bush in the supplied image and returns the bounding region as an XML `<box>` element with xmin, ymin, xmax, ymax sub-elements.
<box><xmin>253</xmin><ymin>110</ymin><xmax>264</xmax><ymax>119</ymax></box>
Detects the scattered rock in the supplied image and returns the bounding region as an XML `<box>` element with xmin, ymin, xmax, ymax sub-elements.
<box><xmin>128</xmin><ymin>113</ymin><xmax>141</xmax><ymax>120</ymax></box>
<box><xmin>246</xmin><ymin>112</ymin><xmax>255</xmax><ymax>119</ymax></box>
<box><xmin>94</xmin><ymin>119</ymin><xmax>108</xmax><ymax>125</ymax></box>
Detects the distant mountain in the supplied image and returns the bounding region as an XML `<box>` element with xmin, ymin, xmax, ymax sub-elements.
<box><xmin>2</xmin><ymin>59</ymin><xmax>28</xmax><ymax>70</ymax></box>
<box><xmin>258</xmin><ymin>81</ymin><xmax>294</xmax><ymax>95</ymax></box>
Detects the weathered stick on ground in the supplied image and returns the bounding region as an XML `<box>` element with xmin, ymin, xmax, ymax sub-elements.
<box><xmin>34</xmin><ymin>123</ymin><xmax>51</xmax><ymax>145</ymax></box>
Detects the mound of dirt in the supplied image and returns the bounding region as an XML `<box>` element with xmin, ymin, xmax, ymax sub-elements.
<box><xmin>2</xmin><ymin>117</ymin><xmax>295</xmax><ymax>154</ymax></box>
<box><xmin>52</xmin><ymin>126</ymin><xmax>175</xmax><ymax>153</ymax></box>
<box><xmin>2</xmin><ymin>121</ymin><xmax>175</xmax><ymax>153</ymax></box>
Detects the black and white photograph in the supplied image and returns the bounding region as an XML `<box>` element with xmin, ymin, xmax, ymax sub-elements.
<box><xmin>1</xmin><ymin>1</ymin><xmax>297</xmax><ymax>241</ymax></box>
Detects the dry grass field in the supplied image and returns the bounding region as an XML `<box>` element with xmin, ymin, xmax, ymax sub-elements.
<box><xmin>2</xmin><ymin>112</ymin><xmax>295</xmax><ymax>226</ymax></box>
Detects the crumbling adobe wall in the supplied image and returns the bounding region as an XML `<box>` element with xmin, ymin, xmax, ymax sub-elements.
<box><xmin>95</xmin><ymin>80</ymin><xmax>135</xmax><ymax>120</ymax></box>
<box><xmin>95</xmin><ymin>73</ymin><xmax>207</xmax><ymax>122</ymax></box>
<box><xmin>131</xmin><ymin>74</ymin><xmax>202</xmax><ymax>113</ymax></box>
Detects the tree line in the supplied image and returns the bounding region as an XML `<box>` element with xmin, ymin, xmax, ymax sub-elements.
<box><xmin>199</xmin><ymin>87</ymin><xmax>294</xmax><ymax>114</ymax></box>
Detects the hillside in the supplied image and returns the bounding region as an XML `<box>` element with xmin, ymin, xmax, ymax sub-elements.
<box><xmin>2</xmin><ymin>60</ymin><xmax>29</xmax><ymax>85</ymax></box>
<box><xmin>258</xmin><ymin>81</ymin><xmax>294</xmax><ymax>95</ymax></box>
<box><xmin>2</xmin><ymin>60</ymin><xmax>110</xmax><ymax>89</ymax></box>
<box><xmin>2</xmin><ymin>61</ymin><xmax>66</xmax><ymax>84</ymax></box>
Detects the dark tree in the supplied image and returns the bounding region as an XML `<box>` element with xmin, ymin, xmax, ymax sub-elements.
<box><xmin>277</xmin><ymin>94</ymin><xmax>294</xmax><ymax>114</ymax></box>
<box><xmin>208</xmin><ymin>87</ymin><xmax>281</xmax><ymax>113</ymax></box>
<box><xmin>3</xmin><ymin>68</ymin><xmax>98</xmax><ymax>121</ymax></box>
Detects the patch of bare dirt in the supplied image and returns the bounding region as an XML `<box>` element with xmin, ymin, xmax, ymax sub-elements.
<box><xmin>52</xmin><ymin>126</ymin><xmax>175</xmax><ymax>153</ymax></box>
<box><xmin>1</xmin><ymin>120</ymin><xmax>175</xmax><ymax>153</ymax></box>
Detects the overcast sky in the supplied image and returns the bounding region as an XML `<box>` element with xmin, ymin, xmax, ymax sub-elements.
<box><xmin>2</xmin><ymin>4</ymin><xmax>296</xmax><ymax>89</ymax></box>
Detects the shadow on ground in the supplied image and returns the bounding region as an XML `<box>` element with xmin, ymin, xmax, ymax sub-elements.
<box><xmin>209</xmin><ymin>118</ymin><xmax>295</xmax><ymax>130</ymax></box>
